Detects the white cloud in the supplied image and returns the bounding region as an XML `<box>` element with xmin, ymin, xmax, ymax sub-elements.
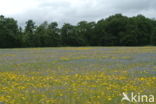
<box><xmin>0</xmin><ymin>0</ymin><xmax>40</xmax><ymax>15</ymax></box>
<box><xmin>0</xmin><ymin>0</ymin><xmax>156</xmax><ymax>26</ymax></box>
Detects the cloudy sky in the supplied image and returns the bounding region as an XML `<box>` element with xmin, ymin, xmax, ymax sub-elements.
<box><xmin>0</xmin><ymin>0</ymin><xmax>156</xmax><ymax>26</ymax></box>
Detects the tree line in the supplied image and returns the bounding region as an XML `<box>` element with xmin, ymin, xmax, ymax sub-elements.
<box><xmin>0</xmin><ymin>14</ymin><xmax>156</xmax><ymax>48</ymax></box>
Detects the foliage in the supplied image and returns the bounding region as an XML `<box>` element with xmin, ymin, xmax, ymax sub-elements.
<box><xmin>0</xmin><ymin>14</ymin><xmax>156</xmax><ymax>48</ymax></box>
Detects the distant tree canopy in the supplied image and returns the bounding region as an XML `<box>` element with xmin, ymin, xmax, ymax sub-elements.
<box><xmin>0</xmin><ymin>14</ymin><xmax>156</xmax><ymax>48</ymax></box>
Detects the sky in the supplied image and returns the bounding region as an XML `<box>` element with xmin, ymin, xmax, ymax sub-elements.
<box><xmin>0</xmin><ymin>0</ymin><xmax>156</xmax><ymax>26</ymax></box>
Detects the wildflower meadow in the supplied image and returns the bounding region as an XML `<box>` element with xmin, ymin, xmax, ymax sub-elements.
<box><xmin>0</xmin><ymin>47</ymin><xmax>156</xmax><ymax>104</ymax></box>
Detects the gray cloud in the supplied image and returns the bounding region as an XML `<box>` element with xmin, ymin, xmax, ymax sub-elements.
<box><xmin>2</xmin><ymin>0</ymin><xmax>156</xmax><ymax>27</ymax></box>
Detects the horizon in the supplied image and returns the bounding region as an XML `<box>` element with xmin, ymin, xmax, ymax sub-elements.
<box><xmin>1</xmin><ymin>13</ymin><xmax>155</xmax><ymax>28</ymax></box>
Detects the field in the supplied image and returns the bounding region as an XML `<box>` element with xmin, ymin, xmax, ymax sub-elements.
<box><xmin>0</xmin><ymin>47</ymin><xmax>156</xmax><ymax>104</ymax></box>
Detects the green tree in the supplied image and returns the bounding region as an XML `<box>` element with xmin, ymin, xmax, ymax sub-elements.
<box><xmin>61</xmin><ymin>23</ymin><xmax>81</xmax><ymax>46</ymax></box>
<box><xmin>1</xmin><ymin>14</ymin><xmax>156</xmax><ymax>48</ymax></box>
<box><xmin>76</xmin><ymin>21</ymin><xmax>96</xmax><ymax>46</ymax></box>
<box><xmin>130</xmin><ymin>15</ymin><xmax>153</xmax><ymax>45</ymax></box>
<box><xmin>47</xmin><ymin>22</ymin><xmax>60</xmax><ymax>46</ymax></box>
<box><xmin>0</xmin><ymin>15</ymin><xmax>20</xmax><ymax>48</ymax></box>
<box><xmin>151</xmin><ymin>27</ymin><xmax>156</xmax><ymax>45</ymax></box>
<box><xmin>23</xmin><ymin>20</ymin><xmax>36</xmax><ymax>47</ymax></box>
